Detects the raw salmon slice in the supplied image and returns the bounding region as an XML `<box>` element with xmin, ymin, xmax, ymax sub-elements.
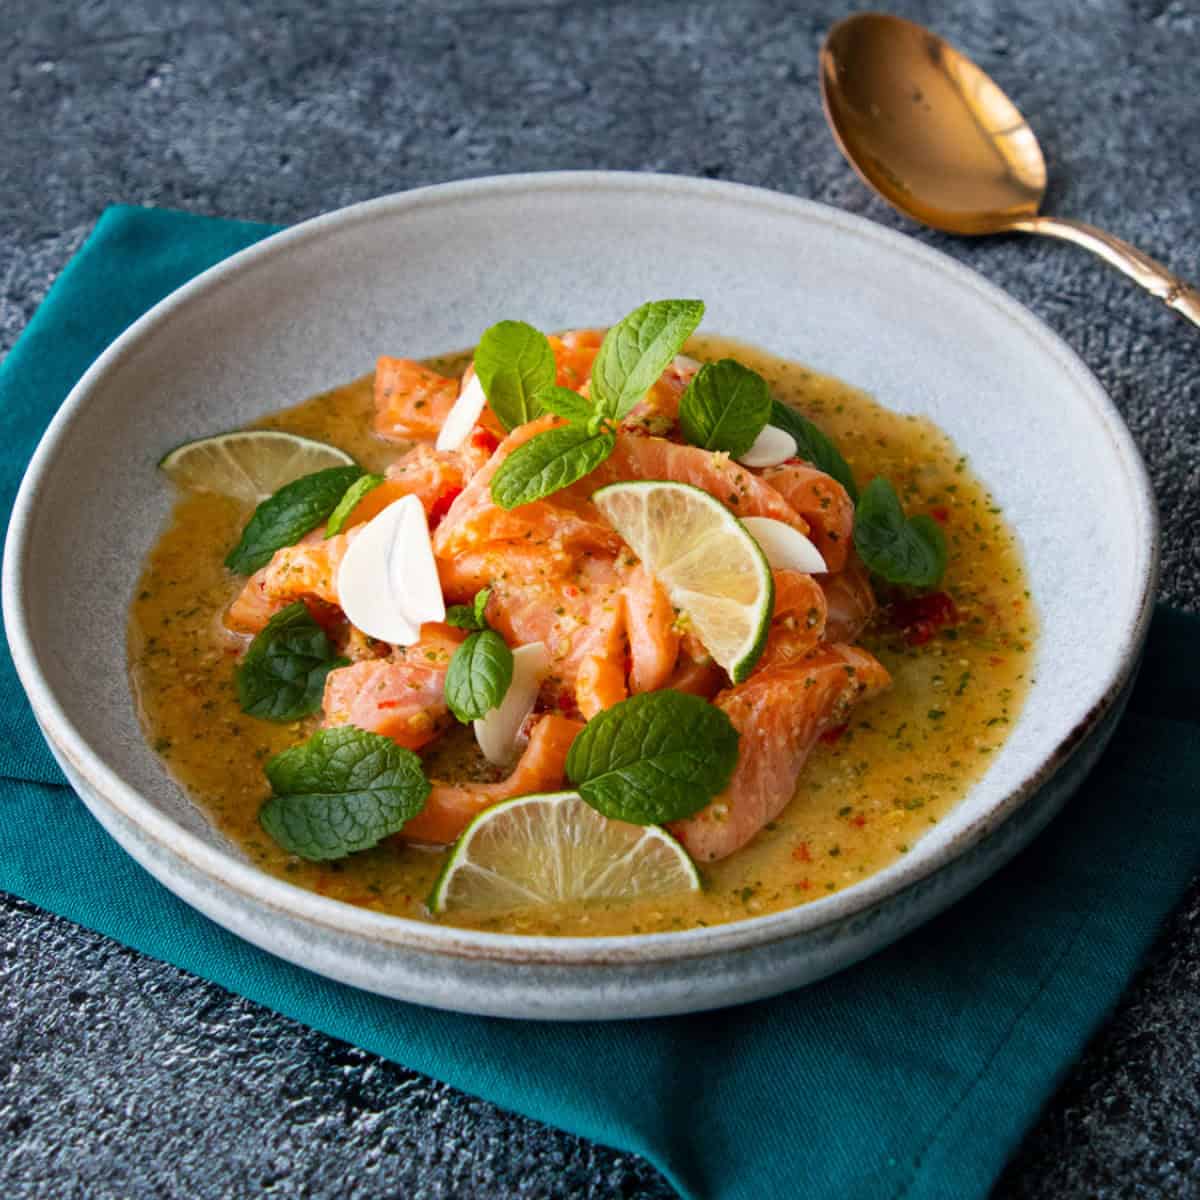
<box><xmin>761</xmin><ymin>462</ymin><xmax>855</xmax><ymax>574</ymax></box>
<box><xmin>624</xmin><ymin>564</ymin><xmax>681</xmax><ymax>694</ymax></box>
<box><xmin>224</xmin><ymin>528</ymin><xmax>355</xmax><ymax>635</ymax></box>
<box><xmin>484</xmin><ymin>554</ymin><xmax>628</xmax><ymax>718</ymax></box>
<box><xmin>548</xmin><ymin>329</ymin><xmax>603</xmax><ymax>391</ymax></box>
<box><xmin>328</xmin><ymin>444</ymin><xmax>472</xmax><ymax>534</ymax></box>
<box><xmin>321</xmin><ymin>624</ymin><xmax>465</xmax><ymax>750</ymax></box>
<box><xmin>432</xmin><ymin>415</ymin><xmax>621</xmax><ymax>561</ymax></box>
<box><xmin>594</xmin><ymin>436</ymin><xmax>811</xmax><ymax>534</ymax></box>
<box><xmin>821</xmin><ymin>553</ymin><xmax>877</xmax><ymax>643</ymax></box>
<box><xmin>375</xmin><ymin>358</ymin><xmax>460</xmax><ymax>442</ymax></box>
<box><xmin>399</xmin><ymin>714</ymin><xmax>583</xmax><ymax>844</ymax></box>
<box><xmin>755</xmin><ymin>569</ymin><xmax>829</xmax><ymax>674</ymax></box>
<box><xmin>669</xmin><ymin>644</ymin><xmax>891</xmax><ymax>862</ymax></box>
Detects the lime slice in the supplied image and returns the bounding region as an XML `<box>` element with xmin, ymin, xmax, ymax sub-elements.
<box><xmin>159</xmin><ymin>430</ymin><xmax>355</xmax><ymax>504</ymax></box>
<box><xmin>593</xmin><ymin>480</ymin><xmax>774</xmax><ymax>683</ymax></box>
<box><xmin>429</xmin><ymin>791</ymin><xmax>700</xmax><ymax>915</ymax></box>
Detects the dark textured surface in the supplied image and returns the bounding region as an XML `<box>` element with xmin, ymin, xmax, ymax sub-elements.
<box><xmin>2</xmin><ymin>2</ymin><xmax>1199</xmax><ymax>1197</ymax></box>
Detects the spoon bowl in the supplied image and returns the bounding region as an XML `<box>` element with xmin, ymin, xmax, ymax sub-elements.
<box><xmin>820</xmin><ymin>12</ymin><xmax>1200</xmax><ymax>325</ymax></box>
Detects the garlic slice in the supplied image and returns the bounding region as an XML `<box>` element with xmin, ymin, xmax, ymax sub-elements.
<box><xmin>736</xmin><ymin>425</ymin><xmax>797</xmax><ymax>469</ymax></box>
<box><xmin>335</xmin><ymin>494</ymin><xmax>445</xmax><ymax>645</ymax></box>
<box><xmin>435</xmin><ymin>373</ymin><xmax>488</xmax><ymax>452</ymax></box>
<box><xmin>741</xmin><ymin>516</ymin><xmax>828</xmax><ymax>574</ymax></box>
<box><xmin>474</xmin><ymin>642</ymin><xmax>550</xmax><ymax>766</ymax></box>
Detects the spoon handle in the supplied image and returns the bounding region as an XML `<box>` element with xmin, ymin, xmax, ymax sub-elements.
<box><xmin>1013</xmin><ymin>216</ymin><xmax>1200</xmax><ymax>328</ymax></box>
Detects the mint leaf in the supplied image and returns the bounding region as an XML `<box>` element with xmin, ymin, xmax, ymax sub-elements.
<box><xmin>538</xmin><ymin>386</ymin><xmax>595</xmax><ymax>424</ymax></box>
<box><xmin>679</xmin><ymin>358</ymin><xmax>771</xmax><ymax>456</ymax></box>
<box><xmin>490</xmin><ymin>423</ymin><xmax>616</xmax><ymax>510</ymax></box>
<box><xmin>235</xmin><ymin>602</ymin><xmax>349</xmax><ymax>722</ymax></box>
<box><xmin>444</xmin><ymin>629</ymin><xmax>514</xmax><ymax>722</ymax></box>
<box><xmin>474</xmin><ymin>320</ymin><xmax>557</xmax><ymax>431</ymax></box>
<box><xmin>769</xmin><ymin>400</ymin><xmax>857</xmax><ymax>501</ymax></box>
<box><xmin>567</xmin><ymin>690</ymin><xmax>740</xmax><ymax>824</ymax></box>
<box><xmin>854</xmin><ymin>477</ymin><xmax>947</xmax><ymax>588</ymax></box>
<box><xmin>590</xmin><ymin>300</ymin><xmax>705</xmax><ymax>420</ymax></box>
<box><xmin>325</xmin><ymin>473</ymin><xmax>385</xmax><ymax>537</ymax></box>
<box><xmin>260</xmin><ymin>727</ymin><xmax>429</xmax><ymax>860</ymax></box>
<box><xmin>473</xmin><ymin>586</ymin><xmax>492</xmax><ymax>628</ymax></box>
<box><xmin>445</xmin><ymin>587</ymin><xmax>492</xmax><ymax>632</ymax></box>
<box><xmin>226</xmin><ymin>465</ymin><xmax>363</xmax><ymax>574</ymax></box>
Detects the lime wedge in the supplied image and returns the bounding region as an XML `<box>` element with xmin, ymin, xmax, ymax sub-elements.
<box><xmin>593</xmin><ymin>479</ymin><xmax>774</xmax><ymax>683</ymax></box>
<box><xmin>159</xmin><ymin>430</ymin><xmax>355</xmax><ymax>504</ymax></box>
<box><xmin>429</xmin><ymin>791</ymin><xmax>700</xmax><ymax>915</ymax></box>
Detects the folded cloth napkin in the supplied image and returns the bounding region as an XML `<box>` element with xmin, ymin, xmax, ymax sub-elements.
<box><xmin>2</xmin><ymin>206</ymin><xmax>1198</xmax><ymax>1200</ymax></box>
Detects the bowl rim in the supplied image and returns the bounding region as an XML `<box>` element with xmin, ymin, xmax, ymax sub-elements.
<box><xmin>2</xmin><ymin>170</ymin><xmax>1160</xmax><ymax>967</ymax></box>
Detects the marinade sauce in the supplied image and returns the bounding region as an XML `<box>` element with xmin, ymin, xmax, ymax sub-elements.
<box><xmin>129</xmin><ymin>338</ymin><xmax>1035</xmax><ymax>936</ymax></box>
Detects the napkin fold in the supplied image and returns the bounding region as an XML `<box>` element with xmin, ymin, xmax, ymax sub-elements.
<box><xmin>2</xmin><ymin>206</ymin><xmax>1198</xmax><ymax>1200</ymax></box>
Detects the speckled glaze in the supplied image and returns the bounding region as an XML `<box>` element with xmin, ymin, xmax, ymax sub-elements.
<box><xmin>2</xmin><ymin>174</ymin><xmax>1158</xmax><ymax>1019</ymax></box>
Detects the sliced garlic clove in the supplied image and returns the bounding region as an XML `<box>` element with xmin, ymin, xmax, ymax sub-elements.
<box><xmin>391</xmin><ymin>494</ymin><xmax>445</xmax><ymax>627</ymax></box>
<box><xmin>741</xmin><ymin>516</ymin><xmax>828</xmax><ymax>574</ymax></box>
<box><xmin>474</xmin><ymin>641</ymin><xmax>550</xmax><ymax>766</ymax></box>
<box><xmin>435</xmin><ymin>373</ymin><xmax>488</xmax><ymax>452</ymax></box>
<box><xmin>736</xmin><ymin>424</ymin><xmax>798</xmax><ymax>469</ymax></box>
<box><xmin>672</xmin><ymin>354</ymin><xmax>702</xmax><ymax>381</ymax></box>
<box><xmin>336</xmin><ymin>494</ymin><xmax>443</xmax><ymax>645</ymax></box>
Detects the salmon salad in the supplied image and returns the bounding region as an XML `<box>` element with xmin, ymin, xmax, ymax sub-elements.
<box><xmin>132</xmin><ymin>300</ymin><xmax>1037</xmax><ymax>935</ymax></box>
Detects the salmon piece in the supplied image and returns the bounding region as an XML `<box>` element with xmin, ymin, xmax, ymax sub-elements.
<box><xmin>623</xmin><ymin>354</ymin><xmax>700</xmax><ymax>432</ymax></box>
<box><xmin>437</xmin><ymin>541</ymin><xmax>576</xmax><ymax>604</ymax></box>
<box><xmin>375</xmin><ymin>358</ymin><xmax>460</xmax><ymax>441</ymax></box>
<box><xmin>755</xmin><ymin>569</ymin><xmax>828</xmax><ymax>673</ymax></box>
<box><xmin>761</xmin><ymin>463</ymin><xmax>855</xmax><ymax>573</ymax></box>
<box><xmin>432</xmin><ymin>416</ymin><xmax>621</xmax><ymax>561</ymax></box>
<box><xmin>594</xmin><ymin>436</ymin><xmax>811</xmax><ymax>534</ymax></box>
<box><xmin>624</xmin><ymin>564</ymin><xmax>680</xmax><ymax>693</ymax></box>
<box><xmin>664</xmin><ymin>648</ymin><xmax>726</xmax><ymax>699</ymax></box>
<box><xmin>319</xmin><ymin>444</ymin><xmax>470</xmax><ymax>535</ymax></box>
<box><xmin>224</xmin><ymin>570</ymin><xmax>281</xmax><ymax>635</ymax></box>
<box><xmin>669</xmin><ymin>644</ymin><xmax>891</xmax><ymax>862</ymax></box>
<box><xmin>437</xmin><ymin>542</ymin><xmax>578</xmax><ymax>604</ymax></box>
<box><xmin>435</xmin><ymin>425</ymin><xmax>807</xmax><ymax>566</ymax></box>
<box><xmin>321</xmin><ymin>624</ymin><xmax>465</xmax><ymax>750</ymax></box>
<box><xmin>821</xmin><ymin>553</ymin><xmax>877</xmax><ymax>643</ymax></box>
<box><xmin>549</xmin><ymin>329</ymin><xmax>603</xmax><ymax>391</ymax></box>
<box><xmin>400</xmin><ymin>714</ymin><xmax>584</xmax><ymax>844</ymax></box>
<box><xmin>224</xmin><ymin>528</ymin><xmax>355</xmax><ymax>635</ymax></box>
<box><xmin>576</xmin><ymin>654</ymin><xmax>628</xmax><ymax>719</ymax></box>
<box><xmin>485</xmin><ymin>555</ymin><xmax>627</xmax><ymax>715</ymax></box>
<box><xmin>549</xmin><ymin>330</ymin><xmax>698</xmax><ymax>433</ymax></box>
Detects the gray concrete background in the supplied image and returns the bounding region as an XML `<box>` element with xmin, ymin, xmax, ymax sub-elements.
<box><xmin>2</xmin><ymin>1</ymin><xmax>1198</xmax><ymax>1196</ymax></box>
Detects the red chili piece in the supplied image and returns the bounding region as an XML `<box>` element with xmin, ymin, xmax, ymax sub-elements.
<box><xmin>470</xmin><ymin>428</ymin><xmax>500</xmax><ymax>454</ymax></box>
<box><xmin>302</xmin><ymin>597</ymin><xmax>345</xmax><ymax>638</ymax></box>
<box><xmin>819</xmin><ymin>722</ymin><xmax>848</xmax><ymax>745</ymax></box>
<box><xmin>428</xmin><ymin>485</ymin><xmax>464</xmax><ymax>528</ymax></box>
<box><xmin>890</xmin><ymin>591</ymin><xmax>959</xmax><ymax>646</ymax></box>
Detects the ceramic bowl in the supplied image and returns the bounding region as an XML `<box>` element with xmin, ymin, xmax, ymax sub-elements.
<box><xmin>2</xmin><ymin>173</ymin><xmax>1157</xmax><ymax>1019</ymax></box>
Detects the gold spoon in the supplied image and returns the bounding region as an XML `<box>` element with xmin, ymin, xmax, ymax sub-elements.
<box><xmin>819</xmin><ymin>12</ymin><xmax>1200</xmax><ymax>328</ymax></box>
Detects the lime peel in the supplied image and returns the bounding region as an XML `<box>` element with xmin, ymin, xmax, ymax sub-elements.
<box><xmin>159</xmin><ymin>430</ymin><xmax>355</xmax><ymax>504</ymax></box>
<box><xmin>429</xmin><ymin>791</ymin><xmax>700</xmax><ymax>915</ymax></box>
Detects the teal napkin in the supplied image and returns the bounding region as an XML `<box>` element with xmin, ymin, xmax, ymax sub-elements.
<box><xmin>3</xmin><ymin>206</ymin><xmax>1199</xmax><ymax>1200</ymax></box>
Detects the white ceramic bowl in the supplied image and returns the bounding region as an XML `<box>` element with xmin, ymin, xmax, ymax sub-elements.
<box><xmin>2</xmin><ymin>173</ymin><xmax>1157</xmax><ymax>1019</ymax></box>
